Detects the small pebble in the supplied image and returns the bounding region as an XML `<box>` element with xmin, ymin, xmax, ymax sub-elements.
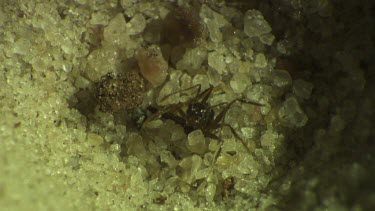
<box><xmin>135</xmin><ymin>45</ymin><xmax>168</xmax><ymax>87</ymax></box>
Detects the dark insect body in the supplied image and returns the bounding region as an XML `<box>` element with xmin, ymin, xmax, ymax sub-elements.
<box><xmin>146</xmin><ymin>85</ymin><xmax>264</xmax><ymax>153</ymax></box>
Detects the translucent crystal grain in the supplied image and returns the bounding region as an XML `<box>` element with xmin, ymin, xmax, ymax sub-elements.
<box><xmin>235</xmin><ymin>178</ymin><xmax>256</xmax><ymax>194</ymax></box>
<box><xmin>277</xmin><ymin>40</ymin><xmax>288</xmax><ymax>55</ymax></box>
<box><xmin>203</xmin><ymin>152</ymin><xmax>215</xmax><ymax>167</ymax></box>
<box><xmin>208</xmin><ymin>51</ymin><xmax>227</xmax><ymax>75</ymax></box>
<box><xmin>180</xmin><ymin>73</ymin><xmax>192</xmax><ymax>90</ymax></box>
<box><xmin>143</xmin><ymin>119</ymin><xmax>163</xmax><ymax>129</ymax></box>
<box><xmin>87</xmin><ymin>132</ymin><xmax>104</xmax><ymax>146</ymax></box>
<box><xmin>157</xmin><ymin>82</ymin><xmax>178</xmax><ymax>105</ymax></box>
<box><xmin>92</xmin><ymin>153</ymin><xmax>109</xmax><ymax>165</ymax></box>
<box><xmin>195</xmin><ymin>168</ymin><xmax>211</xmax><ymax>180</ymax></box>
<box><xmin>293</xmin><ymin>79</ymin><xmax>314</xmax><ymax>100</ymax></box>
<box><xmin>151</xmin><ymin>179</ymin><xmax>164</xmax><ymax>192</ymax></box>
<box><xmin>128</xmin><ymin>165</ymin><xmax>148</xmax><ymax>197</ymax></box>
<box><xmin>208</xmin><ymin>92</ymin><xmax>231</xmax><ymax>108</ymax></box>
<box><xmin>237</xmin><ymin>155</ymin><xmax>258</xmax><ymax>178</ymax></box>
<box><xmin>273</xmin><ymin>69</ymin><xmax>292</xmax><ymax>87</ymax></box>
<box><xmin>11</xmin><ymin>38</ymin><xmax>31</xmax><ymax>55</ymax></box>
<box><xmin>180</xmin><ymin>182</ymin><xmax>191</xmax><ymax>193</ymax></box>
<box><xmin>126</xmin><ymin>132</ymin><xmax>146</xmax><ymax>155</ymax></box>
<box><xmin>160</xmin><ymin>150</ymin><xmax>178</xmax><ymax>168</ymax></box>
<box><xmin>120</xmin><ymin>0</ymin><xmax>133</xmax><ymax>8</ymax></box>
<box><xmin>241</xmin><ymin>127</ymin><xmax>256</xmax><ymax>139</ymax></box>
<box><xmin>207</xmin><ymin>67</ymin><xmax>222</xmax><ymax>86</ymax></box>
<box><xmin>192</xmin><ymin>74</ymin><xmax>210</xmax><ymax>91</ymax></box>
<box><xmin>170</xmin><ymin>124</ymin><xmax>186</xmax><ymax>142</ymax></box>
<box><xmin>187</xmin><ymin>130</ymin><xmax>207</xmax><ymax>155</ymax></box>
<box><xmin>86</xmin><ymin>47</ymin><xmax>120</xmax><ymax>81</ymax></box>
<box><xmin>58</xmin><ymin>61</ymin><xmax>73</xmax><ymax>72</ymax></box>
<box><xmin>208</xmin><ymin>139</ymin><xmax>220</xmax><ymax>152</ymax></box>
<box><xmin>179</xmin><ymin>155</ymin><xmax>203</xmax><ymax>184</ymax></box>
<box><xmin>31</xmin><ymin>56</ymin><xmax>50</xmax><ymax>72</ymax></box>
<box><xmin>127</xmin><ymin>13</ymin><xmax>146</xmax><ymax>35</ymax></box>
<box><xmin>196</xmin><ymin>180</ymin><xmax>207</xmax><ymax>196</ymax></box>
<box><xmin>230</xmin><ymin>72</ymin><xmax>250</xmax><ymax>94</ymax></box>
<box><xmin>109</xmin><ymin>143</ymin><xmax>121</xmax><ymax>154</ymax></box>
<box><xmin>246</xmin><ymin>84</ymin><xmax>272</xmax><ymax>104</ymax></box>
<box><xmin>221</xmin><ymin>138</ymin><xmax>241</xmax><ymax>153</ymax></box>
<box><xmin>216</xmin><ymin>153</ymin><xmax>235</xmax><ymax>171</ymax></box>
<box><xmin>89</xmin><ymin>12</ymin><xmax>109</xmax><ymax>25</ymax></box>
<box><xmin>223</xmin><ymin>105</ymin><xmax>243</xmax><ymax>128</ymax></box>
<box><xmin>103</xmin><ymin>13</ymin><xmax>128</xmax><ymax>48</ymax></box>
<box><xmin>254</xmin><ymin>53</ymin><xmax>267</xmax><ymax>68</ymax></box>
<box><xmin>205</xmin><ymin>183</ymin><xmax>216</xmax><ymax>202</ymax></box>
<box><xmin>260</xmin><ymin>33</ymin><xmax>275</xmax><ymax>45</ymax></box>
<box><xmin>164</xmin><ymin>176</ymin><xmax>179</xmax><ymax>194</ymax></box>
<box><xmin>278</xmin><ymin>97</ymin><xmax>308</xmax><ymax>128</ymax></box>
<box><xmin>238</xmin><ymin>61</ymin><xmax>251</xmax><ymax>73</ymax></box>
<box><xmin>157</xmin><ymin>70</ymin><xmax>182</xmax><ymax>105</ymax></box>
<box><xmin>200</xmin><ymin>4</ymin><xmax>228</xmax><ymax>42</ymax></box>
<box><xmin>260</xmin><ymin>130</ymin><xmax>279</xmax><ymax>151</ymax></box>
<box><xmin>176</xmin><ymin>48</ymin><xmax>207</xmax><ymax>71</ymax></box>
<box><xmin>244</xmin><ymin>10</ymin><xmax>272</xmax><ymax>38</ymax></box>
<box><xmin>66</xmin><ymin>155</ymin><xmax>80</xmax><ymax>170</ymax></box>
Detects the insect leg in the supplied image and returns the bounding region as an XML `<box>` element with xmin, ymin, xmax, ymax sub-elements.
<box><xmin>217</xmin><ymin>123</ymin><xmax>251</xmax><ymax>153</ymax></box>
<box><xmin>160</xmin><ymin>84</ymin><xmax>202</xmax><ymax>102</ymax></box>
<box><xmin>212</xmin><ymin>98</ymin><xmax>264</xmax><ymax>126</ymax></box>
